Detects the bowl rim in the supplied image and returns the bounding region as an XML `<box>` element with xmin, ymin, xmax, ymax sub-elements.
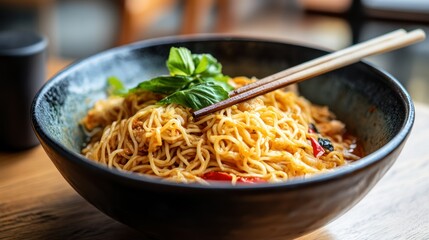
<box><xmin>32</xmin><ymin>34</ymin><xmax>415</xmax><ymax>191</ymax></box>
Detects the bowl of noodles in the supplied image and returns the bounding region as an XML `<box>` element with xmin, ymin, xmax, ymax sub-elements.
<box><xmin>31</xmin><ymin>35</ymin><xmax>414</xmax><ymax>240</ymax></box>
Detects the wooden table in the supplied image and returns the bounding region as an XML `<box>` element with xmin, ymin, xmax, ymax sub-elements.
<box><xmin>1</xmin><ymin>103</ymin><xmax>428</xmax><ymax>239</ymax></box>
<box><xmin>1</xmin><ymin>58</ymin><xmax>429</xmax><ymax>239</ymax></box>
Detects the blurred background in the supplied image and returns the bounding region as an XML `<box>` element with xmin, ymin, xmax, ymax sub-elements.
<box><xmin>1</xmin><ymin>0</ymin><xmax>429</xmax><ymax>103</ymax></box>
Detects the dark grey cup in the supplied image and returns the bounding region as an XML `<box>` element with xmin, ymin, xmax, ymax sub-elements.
<box><xmin>0</xmin><ymin>30</ymin><xmax>47</xmax><ymax>150</ymax></box>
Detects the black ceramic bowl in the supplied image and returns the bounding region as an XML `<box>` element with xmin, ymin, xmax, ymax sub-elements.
<box><xmin>31</xmin><ymin>36</ymin><xmax>414</xmax><ymax>240</ymax></box>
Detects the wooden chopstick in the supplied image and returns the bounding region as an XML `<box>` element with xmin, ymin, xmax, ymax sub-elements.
<box><xmin>192</xmin><ymin>29</ymin><xmax>426</xmax><ymax>119</ymax></box>
<box><xmin>230</xmin><ymin>29</ymin><xmax>407</xmax><ymax>97</ymax></box>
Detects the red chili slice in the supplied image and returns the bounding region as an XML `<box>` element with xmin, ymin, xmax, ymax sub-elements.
<box><xmin>202</xmin><ymin>172</ymin><xmax>266</xmax><ymax>184</ymax></box>
<box><xmin>308</xmin><ymin>123</ymin><xmax>319</xmax><ymax>133</ymax></box>
<box><xmin>237</xmin><ymin>176</ymin><xmax>266</xmax><ymax>184</ymax></box>
<box><xmin>310</xmin><ymin>137</ymin><xmax>325</xmax><ymax>158</ymax></box>
<box><xmin>202</xmin><ymin>172</ymin><xmax>233</xmax><ymax>181</ymax></box>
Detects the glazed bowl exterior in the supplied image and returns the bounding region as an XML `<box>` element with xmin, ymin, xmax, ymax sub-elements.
<box><xmin>31</xmin><ymin>36</ymin><xmax>414</xmax><ymax>240</ymax></box>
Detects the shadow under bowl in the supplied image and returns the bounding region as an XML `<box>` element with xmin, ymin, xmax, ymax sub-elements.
<box><xmin>31</xmin><ymin>35</ymin><xmax>414</xmax><ymax>240</ymax></box>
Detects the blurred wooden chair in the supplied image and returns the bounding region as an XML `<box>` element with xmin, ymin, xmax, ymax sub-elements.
<box><xmin>181</xmin><ymin>0</ymin><xmax>232</xmax><ymax>34</ymax></box>
<box><xmin>117</xmin><ymin>0</ymin><xmax>176</xmax><ymax>44</ymax></box>
<box><xmin>118</xmin><ymin>0</ymin><xmax>232</xmax><ymax>45</ymax></box>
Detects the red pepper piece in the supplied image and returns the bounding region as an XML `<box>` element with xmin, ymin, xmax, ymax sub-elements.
<box><xmin>202</xmin><ymin>172</ymin><xmax>233</xmax><ymax>181</ymax></box>
<box><xmin>237</xmin><ymin>176</ymin><xmax>266</xmax><ymax>184</ymax></box>
<box><xmin>308</xmin><ymin>123</ymin><xmax>319</xmax><ymax>133</ymax></box>
<box><xmin>310</xmin><ymin>137</ymin><xmax>325</xmax><ymax>158</ymax></box>
<box><xmin>202</xmin><ymin>172</ymin><xmax>266</xmax><ymax>184</ymax></box>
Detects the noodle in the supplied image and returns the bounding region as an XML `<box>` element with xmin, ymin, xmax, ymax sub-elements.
<box><xmin>82</xmin><ymin>77</ymin><xmax>360</xmax><ymax>184</ymax></box>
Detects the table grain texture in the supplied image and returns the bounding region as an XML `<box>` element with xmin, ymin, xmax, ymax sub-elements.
<box><xmin>1</xmin><ymin>60</ymin><xmax>428</xmax><ymax>239</ymax></box>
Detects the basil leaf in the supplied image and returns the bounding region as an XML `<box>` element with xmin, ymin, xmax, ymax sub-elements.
<box><xmin>107</xmin><ymin>76</ymin><xmax>128</xmax><ymax>96</ymax></box>
<box><xmin>109</xmin><ymin>47</ymin><xmax>234</xmax><ymax>110</ymax></box>
<box><xmin>202</xmin><ymin>75</ymin><xmax>234</xmax><ymax>92</ymax></box>
<box><xmin>130</xmin><ymin>75</ymin><xmax>193</xmax><ymax>94</ymax></box>
<box><xmin>193</xmin><ymin>54</ymin><xmax>222</xmax><ymax>77</ymax></box>
<box><xmin>192</xmin><ymin>53</ymin><xmax>233</xmax><ymax>91</ymax></box>
<box><xmin>159</xmin><ymin>82</ymin><xmax>229</xmax><ymax>110</ymax></box>
<box><xmin>167</xmin><ymin>47</ymin><xmax>195</xmax><ymax>76</ymax></box>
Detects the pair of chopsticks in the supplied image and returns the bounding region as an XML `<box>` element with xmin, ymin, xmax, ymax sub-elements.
<box><xmin>192</xmin><ymin>29</ymin><xmax>425</xmax><ymax>119</ymax></box>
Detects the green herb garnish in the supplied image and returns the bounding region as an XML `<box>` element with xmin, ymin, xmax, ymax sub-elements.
<box><xmin>107</xmin><ymin>47</ymin><xmax>233</xmax><ymax>110</ymax></box>
<box><xmin>107</xmin><ymin>76</ymin><xmax>128</xmax><ymax>96</ymax></box>
<box><xmin>129</xmin><ymin>75</ymin><xmax>194</xmax><ymax>95</ymax></box>
<box><xmin>167</xmin><ymin>47</ymin><xmax>195</xmax><ymax>76</ymax></box>
<box><xmin>159</xmin><ymin>82</ymin><xmax>229</xmax><ymax>110</ymax></box>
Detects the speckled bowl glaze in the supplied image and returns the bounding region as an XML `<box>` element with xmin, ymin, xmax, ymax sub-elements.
<box><xmin>31</xmin><ymin>36</ymin><xmax>414</xmax><ymax>240</ymax></box>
